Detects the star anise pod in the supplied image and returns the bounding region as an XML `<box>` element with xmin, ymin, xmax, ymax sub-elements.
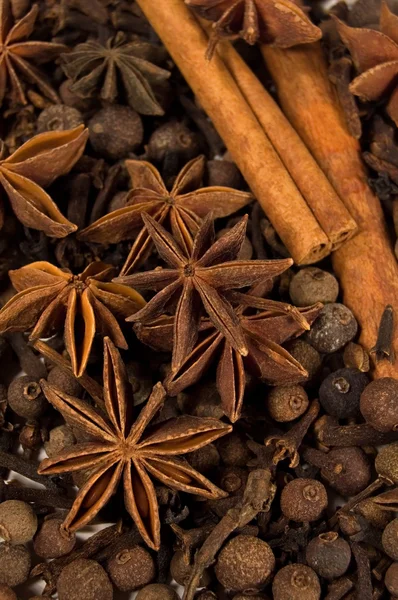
<box><xmin>38</xmin><ymin>337</ymin><xmax>231</xmax><ymax>549</ymax></box>
<box><xmin>0</xmin><ymin>261</ymin><xmax>145</xmax><ymax>377</ymax></box>
<box><xmin>0</xmin><ymin>125</ymin><xmax>88</xmax><ymax>237</ymax></box>
<box><xmin>61</xmin><ymin>32</ymin><xmax>170</xmax><ymax>116</ymax></box>
<box><xmin>78</xmin><ymin>155</ymin><xmax>253</xmax><ymax>275</ymax></box>
<box><xmin>135</xmin><ymin>298</ymin><xmax>321</xmax><ymax>422</ymax></box>
<box><xmin>0</xmin><ymin>0</ymin><xmax>66</xmax><ymax>106</ymax></box>
<box><xmin>335</xmin><ymin>2</ymin><xmax>398</xmax><ymax>126</ymax></box>
<box><xmin>185</xmin><ymin>0</ymin><xmax>321</xmax><ymax>58</ymax></box>
<box><xmin>116</xmin><ymin>213</ymin><xmax>293</xmax><ymax>372</ymax></box>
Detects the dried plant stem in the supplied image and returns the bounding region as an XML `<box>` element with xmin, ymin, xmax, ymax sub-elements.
<box><xmin>261</xmin><ymin>42</ymin><xmax>398</xmax><ymax>378</ymax></box>
<box><xmin>325</xmin><ymin>577</ymin><xmax>354</xmax><ymax>600</ymax></box>
<box><xmin>0</xmin><ymin>479</ymin><xmax>72</xmax><ymax>509</ymax></box>
<box><xmin>0</xmin><ymin>449</ymin><xmax>59</xmax><ymax>491</ymax></box>
<box><xmin>182</xmin><ymin>469</ymin><xmax>275</xmax><ymax>600</ymax></box>
<box><xmin>135</xmin><ymin>0</ymin><xmax>331</xmax><ymax>265</ymax></box>
<box><xmin>350</xmin><ymin>541</ymin><xmax>373</xmax><ymax>600</ymax></box>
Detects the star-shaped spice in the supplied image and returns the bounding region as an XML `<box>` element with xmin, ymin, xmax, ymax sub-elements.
<box><xmin>78</xmin><ymin>156</ymin><xmax>253</xmax><ymax>275</ymax></box>
<box><xmin>116</xmin><ymin>213</ymin><xmax>293</xmax><ymax>372</ymax></box>
<box><xmin>185</xmin><ymin>0</ymin><xmax>321</xmax><ymax>58</ymax></box>
<box><xmin>38</xmin><ymin>337</ymin><xmax>231</xmax><ymax>549</ymax></box>
<box><xmin>335</xmin><ymin>2</ymin><xmax>398</xmax><ymax>126</ymax></box>
<box><xmin>61</xmin><ymin>32</ymin><xmax>171</xmax><ymax>116</ymax></box>
<box><xmin>135</xmin><ymin>299</ymin><xmax>321</xmax><ymax>422</ymax></box>
<box><xmin>0</xmin><ymin>261</ymin><xmax>145</xmax><ymax>377</ymax></box>
<box><xmin>0</xmin><ymin>0</ymin><xmax>66</xmax><ymax>106</ymax></box>
<box><xmin>0</xmin><ymin>125</ymin><xmax>88</xmax><ymax>237</ymax></box>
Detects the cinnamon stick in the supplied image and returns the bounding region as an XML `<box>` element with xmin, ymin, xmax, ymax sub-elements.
<box><xmin>216</xmin><ymin>41</ymin><xmax>357</xmax><ymax>250</ymax></box>
<box><xmin>135</xmin><ymin>0</ymin><xmax>330</xmax><ymax>265</ymax></box>
<box><xmin>262</xmin><ymin>43</ymin><xmax>398</xmax><ymax>378</ymax></box>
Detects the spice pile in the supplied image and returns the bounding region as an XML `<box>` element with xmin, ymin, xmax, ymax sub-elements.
<box><xmin>0</xmin><ymin>0</ymin><xmax>397</xmax><ymax>599</ymax></box>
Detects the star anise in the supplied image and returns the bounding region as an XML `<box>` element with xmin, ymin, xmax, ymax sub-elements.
<box><xmin>61</xmin><ymin>32</ymin><xmax>170</xmax><ymax>116</ymax></box>
<box><xmin>135</xmin><ymin>299</ymin><xmax>321</xmax><ymax>422</ymax></box>
<box><xmin>38</xmin><ymin>337</ymin><xmax>231</xmax><ymax>549</ymax></box>
<box><xmin>116</xmin><ymin>213</ymin><xmax>293</xmax><ymax>372</ymax></box>
<box><xmin>0</xmin><ymin>125</ymin><xmax>88</xmax><ymax>237</ymax></box>
<box><xmin>335</xmin><ymin>2</ymin><xmax>398</xmax><ymax>126</ymax></box>
<box><xmin>0</xmin><ymin>0</ymin><xmax>66</xmax><ymax>106</ymax></box>
<box><xmin>185</xmin><ymin>0</ymin><xmax>321</xmax><ymax>58</ymax></box>
<box><xmin>0</xmin><ymin>261</ymin><xmax>145</xmax><ymax>377</ymax></box>
<box><xmin>78</xmin><ymin>155</ymin><xmax>253</xmax><ymax>275</ymax></box>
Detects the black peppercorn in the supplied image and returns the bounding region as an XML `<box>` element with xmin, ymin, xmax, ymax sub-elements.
<box><xmin>382</xmin><ymin>518</ymin><xmax>398</xmax><ymax>560</ymax></box>
<box><xmin>360</xmin><ymin>378</ymin><xmax>398</xmax><ymax>432</ymax></box>
<box><xmin>272</xmin><ymin>564</ymin><xmax>321</xmax><ymax>600</ymax></box>
<box><xmin>107</xmin><ymin>546</ymin><xmax>155</xmax><ymax>591</ymax></box>
<box><xmin>215</xmin><ymin>535</ymin><xmax>275</xmax><ymax>592</ymax></box>
<box><xmin>385</xmin><ymin>562</ymin><xmax>398</xmax><ymax>596</ymax></box>
<box><xmin>267</xmin><ymin>385</ymin><xmax>309</xmax><ymax>422</ymax></box>
<box><xmin>7</xmin><ymin>376</ymin><xmax>47</xmax><ymax>420</ymax></box>
<box><xmin>0</xmin><ymin>501</ymin><xmax>37</xmax><ymax>544</ymax></box>
<box><xmin>44</xmin><ymin>425</ymin><xmax>76</xmax><ymax>458</ymax></box>
<box><xmin>47</xmin><ymin>366</ymin><xmax>83</xmax><ymax>397</ymax></box>
<box><xmin>289</xmin><ymin>267</ymin><xmax>339</xmax><ymax>307</ymax></box>
<box><xmin>0</xmin><ymin>544</ymin><xmax>30</xmax><ymax>587</ymax></box>
<box><xmin>136</xmin><ymin>584</ymin><xmax>180</xmax><ymax>600</ymax></box>
<box><xmin>0</xmin><ymin>584</ymin><xmax>17</xmax><ymax>600</ymax></box>
<box><xmin>305</xmin><ymin>532</ymin><xmax>351</xmax><ymax>579</ymax></box>
<box><xmin>170</xmin><ymin>550</ymin><xmax>211</xmax><ymax>587</ymax></box>
<box><xmin>376</xmin><ymin>442</ymin><xmax>398</xmax><ymax>483</ymax></box>
<box><xmin>306</xmin><ymin>303</ymin><xmax>358</xmax><ymax>353</ymax></box>
<box><xmin>280</xmin><ymin>479</ymin><xmax>328</xmax><ymax>522</ymax></box>
<box><xmin>36</xmin><ymin>105</ymin><xmax>84</xmax><ymax>133</ymax></box>
<box><xmin>33</xmin><ymin>517</ymin><xmax>76</xmax><ymax>559</ymax></box>
<box><xmin>216</xmin><ymin>433</ymin><xmax>251</xmax><ymax>467</ymax></box>
<box><xmin>89</xmin><ymin>105</ymin><xmax>143</xmax><ymax>160</ymax></box>
<box><xmin>319</xmin><ymin>368</ymin><xmax>368</xmax><ymax>418</ymax></box>
<box><xmin>57</xmin><ymin>558</ymin><xmax>113</xmax><ymax>600</ymax></box>
<box><xmin>146</xmin><ymin>121</ymin><xmax>201</xmax><ymax>163</ymax></box>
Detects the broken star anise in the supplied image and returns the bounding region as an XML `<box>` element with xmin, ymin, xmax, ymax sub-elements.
<box><xmin>0</xmin><ymin>125</ymin><xmax>88</xmax><ymax>237</ymax></box>
<box><xmin>0</xmin><ymin>260</ymin><xmax>145</xmax><ymax>377</ymax></box>
<box><xmin>78</xmin><ymin>155</ymin><xmax>253</xmax><ymax>275</ymax></box>
<box><xmin>116</xmin><ymin>213</ymin><xmax>293</xmax><ymax>373</ymax></box>
<box><xmin>61</xmin><ymin>32</ymin><xmax>171</xmax><ymax>116</ymax></box>
<box><xmin>185</xmin><ymin>0</ymin><xmax>321</xmax><ymax>58</ymax></box>
<box><xmin>38</xmin><ymin>337</ymin><xmax>231</xmax><ymax>549</ymax></box>
<box><xmin>335</xmin><ymin>2</ymin><xmax>398</xmax><ymax>127</ymax></box>
<box><xmin>0</xmin><ymin>0</ymin><xmax>66</xmax><ymax>106</ymax></box>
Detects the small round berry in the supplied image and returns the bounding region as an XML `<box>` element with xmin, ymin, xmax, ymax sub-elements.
<box><xmin>0</xmin><ymin>584</ymin><xmax>17</xmax><ymax>600</ymax></box>
<box><xmin>232</xmin><ymin>595</ymin><xmax>269</xmax><ymax>600</ymax></box>
<box><xmin>0</xmin><ymin>544</ymin><xmax>30</xmax><ymax>587</ymax></box>
<box><xmin>37</xmin><ymin>105</ymin><xmax>84</xmax><ymax>133</ymax></box>
<box><xmin>186</xmin><ymin>443</ymin><xmax>220</xmax><ymax>474</ymax></box>
<box><xmin>219</xmin><ymin>466</ymin><xmax>248</xmax><ymax>495</ymax></box>
<box><xmin>89</xmin><ymin>105</ymin><xmax>143</xmax><ymax>160</ymax></box>
<box><xmin>207</xmin><ymin>159</ymin><xmax>242</xmax><ymax>188</ymax></box>
<box><xmin>360</xmin><ymin>378</ymin><xmax>398</xmax><ymax>432</ymax></box>
<box><xmin>0</xmin><ymin>501</ymin><xmax>37</xmax><ymax>544</ymax></box>
<box><xmin>267</xmin><ymin>385</ymin><xmax>309</xmax><ymax>422</ymax></box>
<box><xmin>272</xmin><ymin>564</ymin><xmax>321</xmax><ymax>600</ymax></box>
<box><xmin>47</xmin><ymin>367</ymin><xmax>83</xmax><ymax>397</ymax></box>
<box><xmin>286</xmin><ymin>339</ymin><xmax>322</xmax><ymax>381</ymax></box>
<box><xmin>216</xmin><ymin>433</ymin><xmax>251</xmax><ymax>467</ymax></box>
<box><xmin>146</xmin><ymin>122</ymin><xmax>200</xmax><ymax>163</ymax></box>
<box><xmin>305</xmin><ymin>532</ymin><xmax>351</xmax><ymax>579</ymax></box>
<box><xmin>136</xmin><ymin>584</ymin><xmax>180</xmax><ymax>600</ymax></box>
<box><xmin>307</xmin><ymin>303</ymin><xmax>358</xmax><ymax>353</ymax></box>
<box><xmin>195</xmin><ymin>592</ymin><xmax>217</xmax><ymax>600</ymax></box>
<box><xmin>280</xmin><ymin>479</ymin><xmax>328</xmax><ymax>522</ymax></box>
<box><xmin>57</xmin><ymin>558</ymin><xmax>113</xmax><ymax>600</ymax></box>
<box><xmin>289</xmin><ymin>268</ymin><xmax>339</xmax><ymax>307</ymax></box>
<box><xmin>107</xmin><ymin>546</ymin><xmax>155</xmax><ymax>592</ymax></box>
<box><xmin>376</xmin><ymin>442</ymin><xmax>398</xmax><ymax>483</ymax></box>
<box><xmin>319</xmin><ymin>447</ymin><xmax>371</xmax><ymax>497</ymax></box>
<box><xmin>385</xmin><ymin>562</ymin><xmax>398</xmax><ymax>596</ymax></box>
<box><xmin>215</xmin><ymin>535</ymin><xmax>275</xmax><ymax>592</ymax></box>
<box><xmin>59</xmin><ymin>79</ymin><xmax>93</xmax><ymax>111</ymax></box>
<box><xmin>319</xmin><ymin>368</ymin><xmax>368</xmax><ymax>418</ymax></box>
<box><xmin>44</xmin><ymin>425</ymin><xmax>76</xmax><ymax>458</ymax></box>
<box><xmin>7</xmin><ymin>376</ymin><xmax>47</xmax><ymax>420</ymax></box>
<box><xmin>382</xmin><ymin>518</ymin><xmax>398</xmax><ymax>560</ymax></box>
<box><xmin>33</xmin><ymin>518</ymin><xmax>76</xmax><ymax>559</ymax></box>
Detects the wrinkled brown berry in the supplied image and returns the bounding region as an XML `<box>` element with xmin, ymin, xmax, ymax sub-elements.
<box><xmin>146</xmin><ymin>121</ymin><xmax>200</xmax><ymax>162</ymax></box>
<box><xmin>286</xmin><ymin>339</ymin><xmax>322</xmax><ymax>381</ymax></box>
<box><xmin>216</xmin><ymin>433</ymin><xmax>251</xmax><ymax>467</ymax></box>
<box><xmin>360</xmin><ymin>378</ymin><xmax>398</xmax><ymax>432</ymax></box>
<box><xmin>186</xmin><ymin>443</ymin><xmax>220</xmax><ymax>474</ymax></box>
<box><xmin>44</xmin><ymin>425</ymin><xmax>76</xmax><ymax>458</ymax></box>
<box><xmin>215</xmin><ymin>535</ymin><xmax>275</xmax><ymax>592</ymax></box>
<box><xmin>280</xmin><ymin>479</ymin><xmax>328</xmax><ymax>522</ymax></box>
<box><xmin>272</xmin><ymin>564</ymin><xmax>321</xmax><ymax>600</ymax></box>
<box><xmin>0</xmin><ymin>584</ymin><xmax>17</xmax><ymax>600</ymax></box>
<box><xmin>0</xmin><ymin>501</ymin><xmax>37</xmax><ymax>544</ymax></box>
<box><xmin>136</xmin><ymin>584</ymin><xmax>180</xmax><ymax>600</ymax></box>
<box><xmin>319</xmin><ymin>447</ymin><xmax>371</xmax><ymax>497</ymax></box>
<box><xmin>57</xmin><ymin>558</ymin><xmax>113</xmax><ymax>600</ymax></box>
<box><xmin>107</xmin><ymin>546</ymin><xmax>155</xmax><ymax>591</ymax></box>
<box><xmin>307</xmin><ymin>303</ymin><xmax>358</xmax><ymax>353</ymax></box>
<box><xmin>47</xmin><ymin>367</ymin><xmax>83</xmax><ymax>397</ymax></box>
<box><xmin>0</xmin><ymin>544</ymin><xmax>30</xmax><ymax>587</ymax></box>
<box><xmin>385</xmin><ymin>562</ymin><xmax>398</xmax><ymax>596</ymax></box>
<box><xmin>7</xmin><ymin>376</ymin><xmax>47</xmax><ymax>420</ymax></box>
<box><xmin>289</xmin><ymin>267</ymin><xmax>339</xmax><ymax>307</ymax></box>
<box><xmin>305</xmin><ymin>532</ymin><xmax>351</xmax><ymax>579</ymax></box>
<box><xmin>382</xmin><ymin>518</ymin><xmax>398</xmax><ymax>560</ymax></box>
<box><xmin>33</xmin><ymin>517</ymin><xmax>76</xmax><ymax>559</ymax></box>
<box><xmin>319</xmin><ymin>368</ymin><xmax>368</xmax><ymax>419</ymax></box>
<box><xmin>89</xmin><ymin>105</ymin><xmax>143</xmax><ymax>160</ymax></box>
<box><xmin>207</xmin><ymin>159</ymin><xmax>242</xmax><ymax>188</ymax></box>
<box><xmin>219</xmin><ymin>466</ymin><xmax>248</xmax><ymax>495</ymax></box>
<box><xmin>37</xmin><ymin>105</ymin><xmax>84</xmax><ymax>133</ymax></box>
<box><xmin>267</xmin><ymin>385</ymin><xmax>309</xmax><ymax>422</ymax></box>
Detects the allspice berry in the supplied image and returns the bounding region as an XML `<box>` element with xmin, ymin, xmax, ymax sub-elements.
<box><xmin>305</xmin><ymin>532</ymin><xmax>351</xmax><ymax>579</ymax></box>
<box><xmin>216</xmin><ymin>433</ymin><xmax>251</xmax><ymax>467</ymax></box>
<box><xmin>47</xmin><ymin>366</ymin><xmax>83</xmax><ymax>397</ymax></box>
<box><xmin>307</xmin><ymin>303</ymin><xmax>358</xmax><ymax>353</ymax></box>
<box><xmin>289</xmin><ymin>267</ymin><xmax>339</xmax><ymax>306</ymax></box>
<box><xmin>286</xmin><ymin>339</ymin><xmax>322</xmax><ymax>381</ymax></box>
<box><xmin>207</xmin><ymin>159</ymin><xmax>242</xmax><ymax>188</ymax></box>
<box><xmin>319</xmin><ymin>368</ymin><xmax>368</xmax><ymax>418</ymax></box>
<box><xmin>0</xmin><ymin>584</ymin><xmax>17</xmax><ymax>600</ymax></box>
<box><xmin>272</xmin><ymin>564</ymin><xmax>321</xmax><ymax>600</ymax></box>
<box><xmin>187</xmin><ymin>443</ymin><xmax>220</xmax><ymax>474</ymax></box>
<box><xmin>146</xmin><ymin>121</ymin><xmax>200</xmax><ymax>163</ymax></box>
<box><xmin>376</xmin><ymin>442</ymin><xmax>398</xmax><ymax>483</ymax></box>
<box><xmin>385</xmin><ymin>562</ymin><xmax>398</xmax><ymax>596</ymax></box>
<box><xmin>57</xmin><ymin>558</ymin><xmax>113</xmax><ymax>600</ymax></box>
<box><xmin>136</xmin><ymin>584</ymin><xmax>179</xmax><ymax>600</ymax></box>
<box><xmin>215</xmin><ymin>535</ymin><xmax>275</xmax><ymax>592</ymax></box>
<box><xmin>267</xmin><ymin>385</ymin><xmax>309</xmax><ymax>422</ymax></box>
<box><xmin>0</xmin><ymin>544</ymin><xmax>30</xmax><ymax>587</ymax></box>
<box><xmin>44</xmin><ymin>425</ymin><xmax>76</xmax><ymax>458</ymax></box>
<box><xmin>319</xmin><ymin>447</ymin><xmax>371</xmax><ymax>497</ymax></box>
<box><xmin>7</xmin><ymin>376</ymin><xmax>47</xmax><ymax>420</ymax></box>
<box><xmin>36</xmin><ymin>105</ymin><xmax>84</xmax><ymax>133</ymax></box>
<box><xmin>360</xmin><ymin>378</ymin><xmax>398</xmax><ymax>432</ymax></box>
<box><xmin>33</xmin><ymin>518</ymin><xmax>76</xmax><ymax>559</ymax></box>
<box><xmin>0</xmin><ymin>501</ymin><xmax>37</xmax><ymax>544</ymax></box>
<box><xmin>107</xmin><ymin>546</ymin><xmax>155</xmax><ymax>591</ymax></box>
<box><xmin>89</xmin><ymin>105</ymin><xmax>143</xmax><ymax>160</ymax></box>
<box><xmin>195</xmin><ymin>592</ymin><xmax>217</xmax><ymax>600</ymax></box>
<box><xmin>280</xmin><ymin>479</ymin><xmax>328</xmax><ymax>522</ymax></box>
<box><xmin>382</xmin><ymin>518</ymin><xmax>398</xmax><ymax>560</ymax></box>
